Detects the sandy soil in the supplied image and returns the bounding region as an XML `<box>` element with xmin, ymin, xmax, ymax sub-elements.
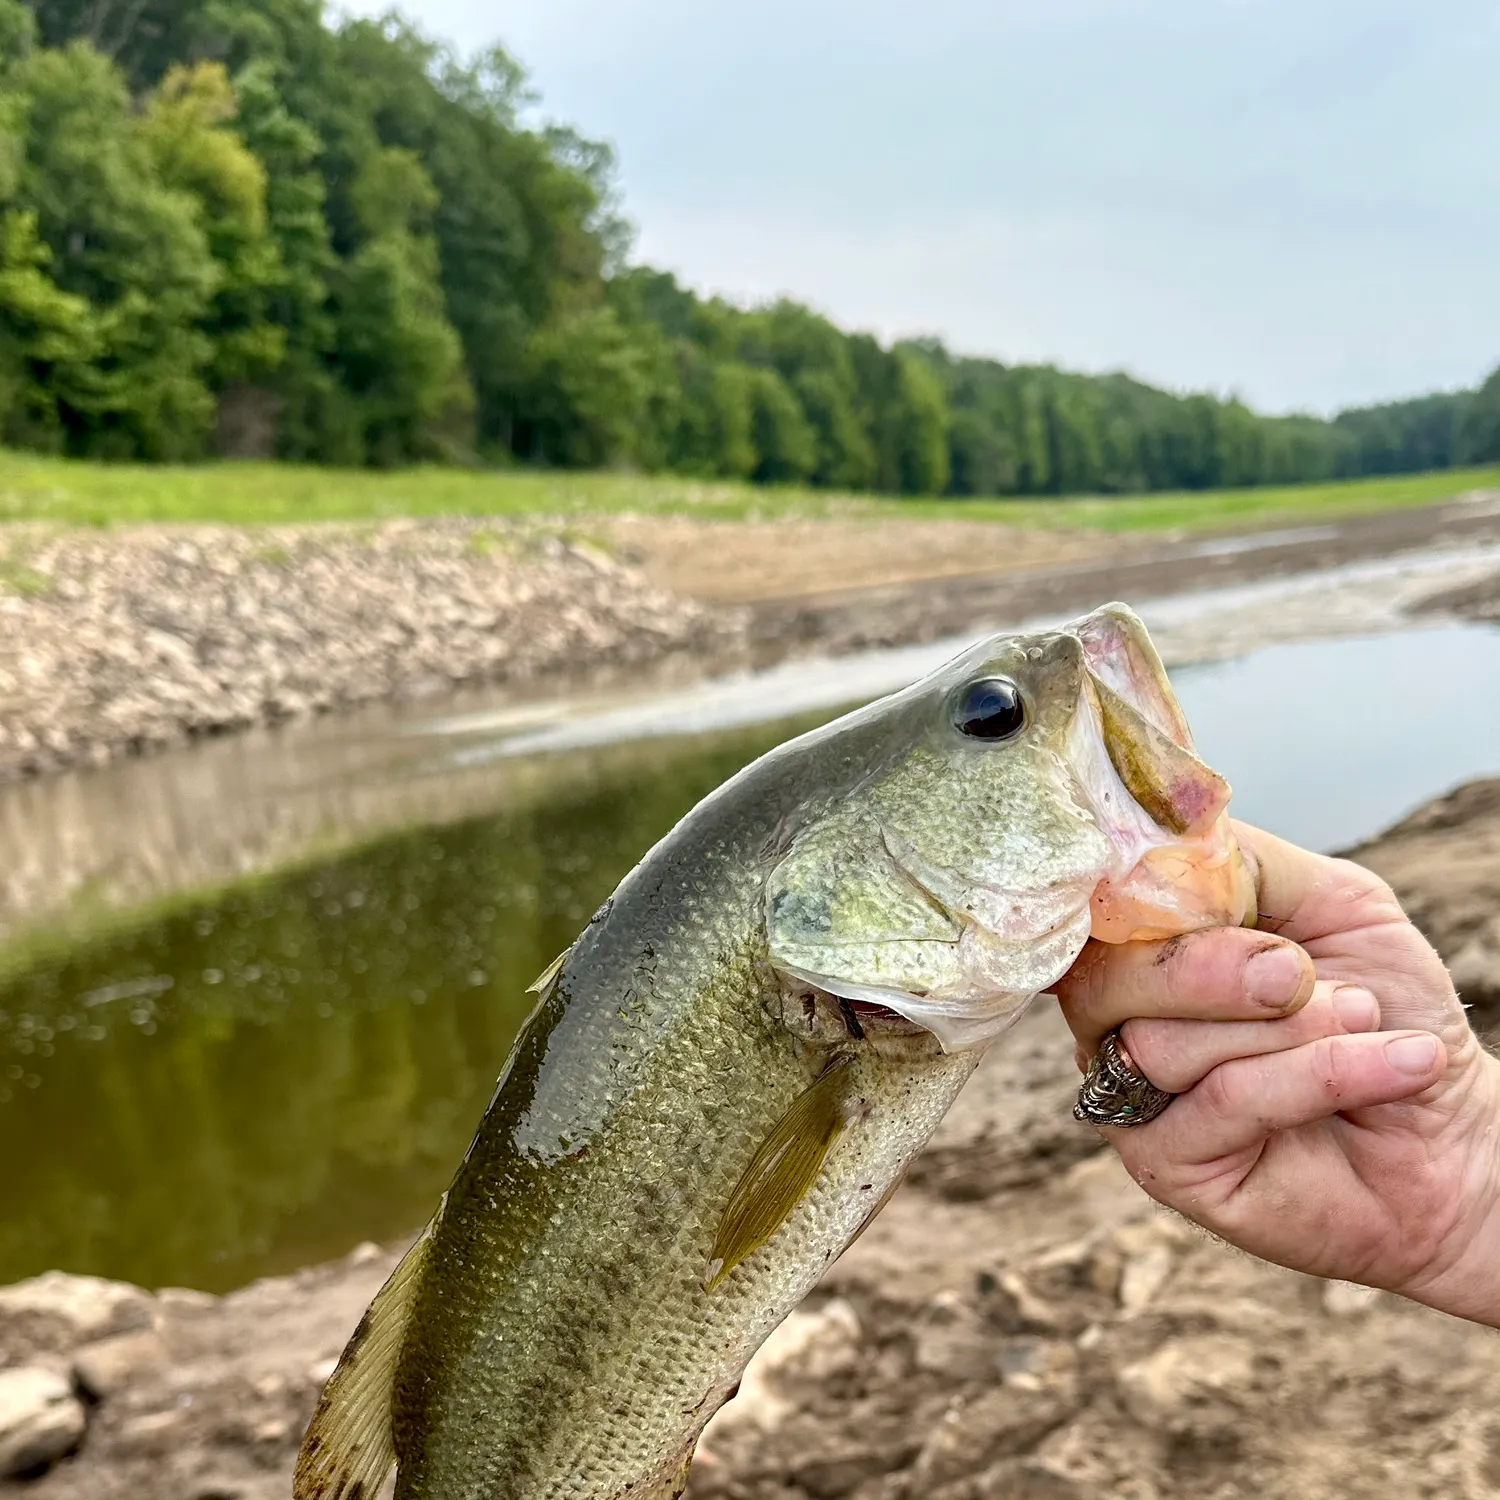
<box><xmin>595</xmin><ymin>515</ymin><xmax>1125</xmax><ymax>604</ymax></box>
<box><xmin>4</xmin><ymin>779</ymin><xmax>1498</xmax><ymax>1500</ymax></box>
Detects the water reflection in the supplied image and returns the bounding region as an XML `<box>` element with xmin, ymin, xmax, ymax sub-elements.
<box><xmin>2</xmin><ymin>623</ymin><xmax>1498</xmax><ymax>1292</ymax></box>
<box><xmin>0</xmin><ymin>718</ymin><xmax>812</xmax><ymax>1291</ymax></box>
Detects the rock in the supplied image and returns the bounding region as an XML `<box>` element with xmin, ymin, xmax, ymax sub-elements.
<box><xmin>0</xmin><ymin>1271</ymin><xmax>155</xmax><ymax>1361</ymax></box>
<box><xmin>792</xmin><ymin>1437</ymin><xmax>922</xmax><ymax>1500</ymax></box>
<box><xmin>0</xmin><ymin>520</ymin><xmax>749</xmax><ymax>783</ymax></box>
<box><xmin>996</xmin><ymin>1338</ymin><xmax>1077</xmax><ymax>1393</ymax></box>
<box><xmin>975</xmin><ymin>1459</ymin><xmax>1090</xmax><ymax>1500</ymax></box>
<box><xmin>1117</xmin><ymin>1335</ymin><xmax>1256</xmax><ymax>1438</ymax></box>
<box><xmin>699</xmin><ymin>1299</ymin><xmax>862</xmax><ymax>1447</ymax></box>
<box><xmin>912</xmin><ymin>1296</ymin><xmax>1002</xmax><ymax>1382</ymax></box>
<box><xmin>909</xmin><ymin>1384</ymin><xmax>1079</xmax><ymax>1487</ymax></box>
<box><xmin>0</xmin><ymin>1366</ymin><xmax>87</xmax><ymax>1476</ymax></box>
<box><xmin>1117</xmin><ymin>1244</ymin><xmax>1173</xmax><ymax>1317</ymax></box>
<box><xmin>72</xmin><ymin>1329</ymin><xmax>169</xmax><ymax>1401</ymax></box>
<box><xmin>993</xmin><ymin>1271</ymin><xmax>1082</xmax><ymax>1336</ymax></box>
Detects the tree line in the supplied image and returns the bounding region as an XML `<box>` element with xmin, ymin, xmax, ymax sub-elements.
<box><xmin>1</xmin><ymin>0</ymin><xmax>1497</xmax><ymax>493</ymax></box>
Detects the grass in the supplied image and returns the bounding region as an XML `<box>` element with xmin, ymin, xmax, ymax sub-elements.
<box><xmin>0</xmin><ymin>448</ymin><xmax>1495</xmax><ymax>534</ymax></box>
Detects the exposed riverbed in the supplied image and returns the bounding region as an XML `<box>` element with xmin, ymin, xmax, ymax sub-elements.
<box><xmin>2</xmin><ymin>524</ymin><xmax>1500</xmax><ymax>1498</ymax></box>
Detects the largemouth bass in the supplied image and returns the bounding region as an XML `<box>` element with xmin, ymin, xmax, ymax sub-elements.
<box><xmin>295</xmin><ymin>603</ymin><xmax>1253</xmax><ymax>1500</ymax></box>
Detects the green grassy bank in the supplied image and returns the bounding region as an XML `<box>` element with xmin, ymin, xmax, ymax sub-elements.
<box><xmin>1</xmin><ymin>450</ymin><xmax>1496</xmax><ymax>533</ymax></box>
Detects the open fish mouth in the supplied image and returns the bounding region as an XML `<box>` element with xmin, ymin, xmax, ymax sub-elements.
<box><xmin>764</xmin><ymin>603</ymin><xmax>1255</xmax><ymax>1053</ymax></box>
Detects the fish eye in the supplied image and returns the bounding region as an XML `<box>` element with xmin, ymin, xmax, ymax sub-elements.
<box><xmin>951</xmin><ymin>677</ymin><xmax>1026</xmax><ymax>741</ymax></box>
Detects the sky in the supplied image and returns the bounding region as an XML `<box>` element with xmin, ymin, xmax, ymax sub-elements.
<box><xmin>347</xmin><ymin>0</ymin><xmax>1500</xmax><ymax>415</ymax></box>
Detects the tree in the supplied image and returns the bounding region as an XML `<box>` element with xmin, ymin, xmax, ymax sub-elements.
<box><xmin>141</xmin><ymin>63</ymin><xmax>287</xmax><ymax>401</ymax></box>
<box><xmin>333</xmin><ymin>146</ymin><xmax>473</xmax><ymax>464</ymax></box>
<box><xmin>947</xmin><ymin>408</ymin><xmax>1016</xmax><ymax>496</ymax></box>
<box><xmin>1457</xmin><ymin>365</ymin><xmax>1500</xmax><ymax>465</ymax></box>
<box><xmin>13</xmin><ymin>40</ymin><xmax>218</xmax><ymax>456</ymax></box>
<box><xmin>517</xmin><ymin>303</ymin><xmax>675</xmax><ymax>469</ymax></box>
<box><xmin>744</xmin><ymin>366</ymin><xmax>816</xmax><ymax>484</ymax></box>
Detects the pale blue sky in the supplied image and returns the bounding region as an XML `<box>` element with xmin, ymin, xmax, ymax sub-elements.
<box><xmin>348</xmin><ymin>0</ymin><xmax>1500</xmax><ymax>414</ymax></box>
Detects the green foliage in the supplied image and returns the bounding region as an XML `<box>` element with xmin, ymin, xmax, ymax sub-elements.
<box><xmin>333</xmin><ymin>146</ymin><xmax>473</xmax><ymax>464</ymax></box>
<box><xmin>0</xmin><ymin>0</ymin><xmax>1491</xmax><ymax>493</ymax></box>
<box><xmin>1456</xmin><ymin>365</ymin><xmax>1500</xmax><ymax>466</ymax></box>
<box><xmin>745</xmin><ymin>365</ymin><xmax>816</xmax><ymax>483</ymax></box>
<box><xmin>140</xmin><ymin>63</ymin><xmax>287</xmax><ymax>387</ymax></box>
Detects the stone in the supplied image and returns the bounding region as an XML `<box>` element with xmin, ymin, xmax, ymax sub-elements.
<box><xmin>975</xmin><ymin>1459</ymin><xmax>1090</xmax><ymax>1500</ymax></box>
<box><xmin>699</xmin><ymin>1299</ymin><xmax>862</xmax><ymax>1448</ymax></box>
<box><xmin>0</xmin><ymin>1270</ymin><xmax>154</xmax><ymax>1361</ymax></box>
<box><xmin>912</xmin><ymin>1299</ymin><xmax>1002</xmax><ymax>1382</ymax></box>
<box><xmin>72</xmin><ymin>1331</ymin><xmax>169</xmax><ymax>1402</ymax></box>
<box><xmin>993</xmin><ymin>1271</ymin><xmax>1081</xmax><ymax>1336</ymax></box>
<box><xmin>909</xmin><ymin>1384</ymin><xmax>1079</xmax><ymax>1488</ymax></box>
<box><xmin>793</xmin><ymin>1437</ymin><xmax>922</xmax><ymax>1500</ymax></box>
<box><xmin>0</xmin><ymin>1366</ymin><xmax>87</xmax><ymax>1477</ymax></box>
<box><xmin>0</xmin><ymin>521</ymin><xmax>748</xmax><ymax>782</ymax></box>
<box><xmin>1117</xmin><ymin>1244</ymin><xmax>1173</xmax><ymax>1316</ymax></box>
<box><xmin>1117</xmin><ymin>1335</ymin><xmax>1256</xmax><ymax>1438</ymax></box>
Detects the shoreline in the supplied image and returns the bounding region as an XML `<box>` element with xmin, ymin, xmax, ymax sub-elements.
<box><xmin>2</xmin><ymin>777</ymin><xmax>1499</xmax><ymax>1499</ymax></box>
<box><xmin>2</xmin><ymin>493</ymin><xmax>1499</xmax><ymax>786</ymax></box>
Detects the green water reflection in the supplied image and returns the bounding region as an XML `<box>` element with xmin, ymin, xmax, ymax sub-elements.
<box><xmin>0</xmin><ymin>716</ymin><xmax>823</xmax><ymax>1292</ymax></box>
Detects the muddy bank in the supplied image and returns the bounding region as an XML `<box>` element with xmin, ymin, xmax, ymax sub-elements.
<box><xmin>4</xmin><ymin>489</ymin><xmax>1500</xmax><ymax>784</ymax></box>
<box><xmin>0</xmin><ymin>521</ymin><xmax>745</xmax><ymax>780</ymax></box>
<box><xmin>4</xmin><ymin>778</ymin><xmax>1499</xmax><ymax>1500</ymax></box>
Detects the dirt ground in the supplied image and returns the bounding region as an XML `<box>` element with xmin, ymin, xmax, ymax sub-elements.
<box><xmin>594</xmin><ymin>515</ymin><xmax>1125</xmax><ymax>604</ymax></box>
<box><xmin>601</xmin><ymin>490</ymin><xmax>1500</xmax><ymax>664</ymax></box>
<box><xmin>5</xmin><ymin>778</ymin><xmax>1499</xmax><ymax>1500</ymax></box>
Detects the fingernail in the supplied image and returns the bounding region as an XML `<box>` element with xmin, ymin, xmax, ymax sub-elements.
<box><xmin>1244</xmin><ymin>945</ymin><xmax>1307</xmax><ymax>1010</ymax></box>
<box><xmin>1333</xmin><ymin>985</ymin><xmax>1379</xmax><ymax>1032</ymax></box>
<box><xmin>1385</xmin><ymin>1034</ymin><xmax>1441</xmax><ymax>1074</ymax></box>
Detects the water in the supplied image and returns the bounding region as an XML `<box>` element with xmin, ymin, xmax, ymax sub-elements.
<box><xmin>0</xmin><ymin>623</ymin><xmax>1497</xmax><ymax>1291</ymax></box>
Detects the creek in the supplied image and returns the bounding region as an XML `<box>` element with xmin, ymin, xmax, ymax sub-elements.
<box><xmin>2</xmin><ymin>619</ymin><xmax>1497</xmax><ymax>1291</ymax></box>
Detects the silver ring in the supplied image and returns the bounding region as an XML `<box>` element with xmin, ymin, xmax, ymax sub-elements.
<box><xmin>1074</xmin><ymin>1028</ymin><xmax>1175</xmax><ymax>1128</ymax></box>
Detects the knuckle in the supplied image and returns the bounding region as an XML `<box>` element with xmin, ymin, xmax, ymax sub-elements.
<box><xmin>1120</xmin><ymin>1017</ymin><xmax>1183</xmax><ymax>1091</ymax></box>
<box><xmin>1157</xmin><ymin>925</ymin><xmax>1245</xmax><ymax>1003</ymax></box>
<box><xmin>1328</xmin><ymin>858</ymin><xmax>1406</xmax><ymax>923</ymax></box>
<box><xmin>1055</xmin><ymin>942</ymin><xmax>1111</xmax><ymax>1014</ymax></box>
<box><xmin>1306</xmin><ymin>1036</ymin><xmax>1352</xmax><ymax>1100</ymax></box>
<box><xmin>1195</xmin><ymin>1061</ymin><xmax>1247</xmax><ymax>1123</ymax></box>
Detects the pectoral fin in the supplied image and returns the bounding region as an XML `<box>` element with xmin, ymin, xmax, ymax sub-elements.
<box><xmin>1090</xmin><ymin>672</ymin><xmax>1230</xmax><ymax>837</ymax></box>
<box><xmin>708</xmin><ymin>1059</ymin><xmax>854</xmax><ymax>1289</ymax></box>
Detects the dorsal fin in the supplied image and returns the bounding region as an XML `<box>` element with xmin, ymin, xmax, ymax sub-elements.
<box><xmin>526</xmin><ymin>943</ymin><xmax>573</xmax><ymax>997</ymax></box>
<box><xmin>294</xmin><ymin>1223</ymin><xmax>433</xmax><ymax>1500</ymax></box>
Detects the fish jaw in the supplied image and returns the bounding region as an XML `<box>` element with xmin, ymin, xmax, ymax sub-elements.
<box><xmin>1065</xmin><ymin>603</ymin><xmax>1257</xmax><ymax>943</ymax></box>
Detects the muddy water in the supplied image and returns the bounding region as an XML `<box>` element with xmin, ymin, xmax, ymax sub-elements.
<box><xmin>1</xmin><ymin>623</ymin><xmax>1498</xmax><ymax>1292</ymax></box>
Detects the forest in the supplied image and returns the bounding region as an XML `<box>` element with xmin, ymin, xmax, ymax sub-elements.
<box><xmin>2</xmin><ymin>0</ymin><xmax>1498</xmax><ymax>496</ymax></box>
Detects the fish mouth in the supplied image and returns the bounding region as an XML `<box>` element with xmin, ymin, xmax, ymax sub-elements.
<box><xmin>1067</xmin><ymin>605</ymin><xmax>1256</xmax><ymax>942</ymax></box>
<box><xmin>839</xmin><ymin>998</ymin><xmax>929</xmax><ymax>1040</ymax></box>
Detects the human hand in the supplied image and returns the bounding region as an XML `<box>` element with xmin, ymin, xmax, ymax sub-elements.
<box><xmin>1055</xmin><ymin>821</ymin><xmax>1500</xmax><ymax>1327</ymax></box>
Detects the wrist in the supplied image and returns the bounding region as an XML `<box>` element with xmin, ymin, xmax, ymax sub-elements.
<box><xmin>1394</xmin><ymin>1048</ymin><xmax>1500</xmax><ymax>1329</ymax></box>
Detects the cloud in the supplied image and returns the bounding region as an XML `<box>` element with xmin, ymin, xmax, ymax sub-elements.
<box><xmin>359</xmin><ymin>0</ymin><xmax>1500</xmax><ymax>409</ymax></box>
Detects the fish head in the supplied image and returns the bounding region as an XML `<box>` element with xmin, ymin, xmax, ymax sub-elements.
<box><xmin>765</xmin><ymin>602</ymin><xmax>1255</xmax><ymax>1051</ymax></box>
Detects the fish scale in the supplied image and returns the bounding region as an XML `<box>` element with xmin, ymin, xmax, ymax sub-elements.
<box><xmin>295</xmin><ymin>604</ymin><xmax>1254</xmax><ymax>1500</ymax></box>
